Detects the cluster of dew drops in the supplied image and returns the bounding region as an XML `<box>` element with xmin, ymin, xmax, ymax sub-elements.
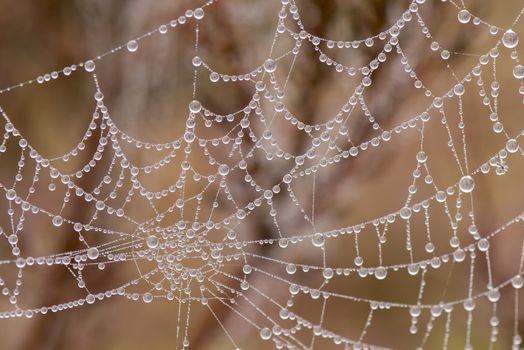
<box><xmin>2</xmin><ymin>1</ymin><xmax>524</xmax><ymax>349</ymax></box>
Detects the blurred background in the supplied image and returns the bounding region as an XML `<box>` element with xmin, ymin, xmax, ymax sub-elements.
<box><xmin>0</xmin><ymin>0</ymin><xmax>523</xmax><ymax>349</ymax></box>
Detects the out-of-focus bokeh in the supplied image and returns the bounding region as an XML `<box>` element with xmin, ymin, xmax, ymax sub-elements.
<box><xmin>0</xmin><ymin>0</ymin><xmax>523</xmax><ymax>349</ymax></box>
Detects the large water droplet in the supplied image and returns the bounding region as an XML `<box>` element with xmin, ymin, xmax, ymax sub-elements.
<box><xmin>513</xmin><ymin>65</ymin><xmax>524</xmax><ymax>79</ymax></box>
<box><xmin>127</xmin><ymin>40</ymin><xmax>138</xmax><ymax>52</ymax></box>
<box><xmin>264</xmin><ymin>59</ymin><xmax>276</xmax><ymax>73</ymax></box>
<box><xmin>147</xmin><ymin>235</ymin><xmax>159</xmax><ymax>249</ymax></box>
<box><xmin>463</xmin><ymin>298</ymin><xmax>475</xmax><ymax>311</ymax></box>
<box><xmin>433</xmin><ymin>97</ymin><xmax>443</xmax><ymax>108</ymax></box>
<box><xmin>260</xmin><ymin>327</ymin><xmax>272</xmax><ymax>340</ymax></box>
<box><xmin>189</xmin><ymin>100</ymin><xmax>202</xmax><ymax>113</ymax></box>
<box><xmin>512</xmin><ymin>275</ymin><xmax>523</xmax><ymax>289</ymax></box>
<box><xmin>209</xmin><ymin>72</ymin><xmax>220</xmax><ymax>82</ymax></box>
<box><xmin>375</xmin><ymin>266</ymin><xmax>387</xmax><ymax>280</ymax></box>
<box><xmin>311</xmin><ymin>233</ymin><xmax>325</xmax><ymax>247</ymax></box>
<box><xmin>457</xmin><ymin>9</ymin><xmax>471</xmax><ymax>24</ymax></box>
<box><xmin>143</xmin><ymin>292</ymin><xmax>153</xmax><ymax>303</ymax></box>
<box><xmin>84</xmin><ymin>60</ymin><xmax>96</xmax><ymax>72</ymax></box>
<box><xmin>506</xmin><ymin>139</ymin><xmax>519</xmax><ymax>153</ymax></box>
<box><xmin>453</xmin><ymin>83</ymin><xmax>465</xmax><ymax>96</ymax></box>
<box><xmin>399</xmin><ymin>207</ymin><xmax>412</xmax><ymax>220</ymax></box>
<box><xmin>218</xmin><ymin>164</ymin><xmax>230</xmax><ymax>176</ymax></box>
<box><xmin>323</xmin><ymin>268</ymin><xmax>334</xmax><ymax>279</ymax></box>
<box><xmin>477</xmin><ymin>238</ymin><xmax>489</xmax><ymax>251</ymax></box>
<box><xmin>6</xmin><ymin>189</ymin><xmax>16</xmax><ymax>201</ymax></box>
<box><xmin>16</xmin><ymin>257</ymin><xmax>26</xmax><ymax>268</ymax></box>
<box><xmin>459</xmin><ymin>175</ymin><xmax>475</xmax><ymax>193</ymax></box>
<box><xmin>52</xmin><ymin>216</ymin><xmax>64</xmax><ymax>227</ymax></box>
<box><xmin>487</xmin><ymin>289</ymin><xmax>500</xmax><ymax>303</ymax></box>
<box><xmin>87</xmin><ymin>247</ymin><xmax>99</xmax><ymax>260</ymax></box>
<box><xmin>410</xmin><ymin>305</ymin><xmax>421</xmax><ymax>317</ymax></box>
<box><xmin>194</xmin><ymin>8</ymin><xmax>204</xmax><ymax>20</ymax></box>
<box><xmin>503</xmin><ymin>29</ymin><xmax>519</xmax><ymax>49</ymax></box>
<box><xmin>159</xmin><ymin>25</ymin><xmax>168</xmax><ymax>34</ymax></box>
<box><xmin>416</xmin><ymin>151</ymin><xmax>427</xmax><ymax>163</ymax></box>
<box><xmin>192</xmin><ymin>56</ymin><xmax>202</xmax><ymax>67</ymax></box>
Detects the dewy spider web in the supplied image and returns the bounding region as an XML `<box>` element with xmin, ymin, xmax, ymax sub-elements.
<box><xmin>0</xmin><ymin>0</ymin><xmax>523</xmax><ymax>348</ymax></box>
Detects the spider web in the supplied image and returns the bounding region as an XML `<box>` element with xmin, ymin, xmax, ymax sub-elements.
<box><xmin>0</xmin><ymin>0</ymin><xmax>524</xmax><ymax>349</ymax></box>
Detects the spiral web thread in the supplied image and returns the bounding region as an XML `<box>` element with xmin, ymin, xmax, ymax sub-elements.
<box><xmin>0</xmin><ymin>0</ymin><xmax>524</xmax><ymax>349</ymax></box>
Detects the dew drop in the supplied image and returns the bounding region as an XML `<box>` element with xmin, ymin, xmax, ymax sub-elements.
<box><xmin>416</xmin><ymin>151</ymin><xmax>427</xmax><ymax>163</ymax></box>
<box><xmin>506</xmin><ymin>139</ymin><xmax>519</xmax><ymax>153</ymax></box>
<box><xmin>463</xmin><ymin>298</ymin><xmax>475</xmax><ymax>311</ymax></box>
<box><xmin>192</xmin><ymin>56</ymin><xmax>202</xmax><ymax>67</ymax></box>
<box><xmin>184</xmin><ymin>131</ymin><xmax>195</xmax><ymax>143</ymax></box>
<box><xmin>260</xmin><ymin>327</ymin><xmax>272</xmax><ymax>340</ymax></box>
<box><xmin>487</xmin><ymin>289</ymin><xmax>500</xmax><ymax>303</ymax></box>
<box><xmin>323</xmin><ymin>268</ymin><xmax>334</xmax><ymax>279</ymax></box>
<box><xmin>255</xmin><ymin>81</ymin><xmax>266</xmax><ymax>91</ymax></box>
<box><xmin>375</xmin><ymin>266</ymin><xmax>387</xmax><ymax>280</ymax></box>
<box><xmin>189</xmin><ymin>100</ymin><xmax>202</xmax><ymax>113</ymax></box>
<box><xmin>453</xmin><ymin>249</ymin><xmax>466</xmax><ymax>262</ymax></box>
<box><xmin>209</xmin><ymin>72</ymin><xmax>220</xmax><ymax>82</ymax></box>
<box><xmin>6</xmin><ymin>189</ymin><xmax>16</xmax><ymax>201</ymax></box>
<box><xmin>52</xmin><ymin>216</ymin><xmax>64</xmax><ymax>227</ymax></box>
<box><xmin>477</xmin><ymin>238</ymin><xmax>489</xmax><ymax>252</ymax></box>
<box><xmin>431</xmin><ymin>305</ymin><xmax>443</xmax><ymax>317</ymax></box>
<box><xmin>159</xmin><ymin>25</ymin><xmax>168</xmax><ymax>34</ymax></box>
<box><xmin>240</xmin><ymin>280</ymin><xmax>249</xmax><ymax>290</ymax></box>
<box><xmin>513</xmin><ymin>335</ymin><xmax>522</xmax><ymax>346</ymax></box>
<box><xmin>410</xmin><ymin>305</ymin><xmax>421</xmax><ymax>317</ymax></box>
<box><xmin>143</xmin><ymin>292</ymin><xmax>153</xmax><ymax>303</ymax></box>
<box><xmin>236</xmin><ymin>209</ymin><xmax>246</xmax><ymax>219</ymax></box>
<box><xmin>513</xmin><ymin>65</ymin><xmax>524</xmax><ymax>79</ymax></box>
<box><xmin>95</xmin><ymin>201</ymin><xmax>106</xmax><ymax>211</ymax></box>
<box><xmin>433</xmin><ymin>97</ymin><xmax>443</xmax><ymax>108</ymax></box>
<box><xmin>147</xmin><ymin>235</ymin><xmax>159</xmax><ymax>249</ymax></box>
<box><xmin>87</xmin><ymin>247</ymin><xmax>99</xmax><ymax>260</ymax></box>
<box><xmin>453</xmin><ymin>83</ymin><xmax>465</xmax><ymax>96</ymax></box>
<box><xmin>399</xmin><ymin>207</ymin><xmax>412</xmax><ymax>220</ymax></box>
<box><xmin>127</xmin><ymin>40</ymin><xmax>138</xmax><ymax>52</ymax></box>
<box><xmin>503</xmin><ymin>29</ymin><xmax>519</xmax><ymax>49</ymax></box>
<box><xmin>84</xmin><ymin>60</ymin><xmax>96</xmax><ymax>72</ymax></box>
<box><xmin>264</xmin><ymin>59</ymin><xmax>277</xmax><ymax>73</ymax></box>
<box><xmin>243</xmin><ymin>264</ymin><xmax>252</xmax><ymax>274</ymax></box>
<box><xmin>16</xmin><ymin>257</ymin><xmax>26</xmax><ymax>268</ymax></box>
<box><xmin>512</xmin><ymin>275</ymin><xmax>523</xmax><ymax>289</ymax></box>
<box><xmin>459</xmin><ymin>175</ymin><xmax>475</xmax><ymax>193</ymax></box>
<box><xmin>457</xmin><ymin>9</ymin><xmax>471</xmax><ymax>24</ymax></box>
<box><xmin>218</xmin><ymin>164</ymin><xmax>230</xmax><ymax>176</ymax></box>
<box><xmin>449</xmin><ymin>236</ymin><xmax>460</xmax><ymax>248</ymax></box>
<box><xmin>311</xmin><ymin>233</ymin><xmax>325</xmax><ymax>248</ymax></box>
<box><xmin>8</xmin><ymin>234</ymin><xmax>18</xmax><ymax>245</ymax></box>
<box><xmin>194</xmin><ymin>8</ymin><xmax>204</xmax><ymax>20</ymax></box>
